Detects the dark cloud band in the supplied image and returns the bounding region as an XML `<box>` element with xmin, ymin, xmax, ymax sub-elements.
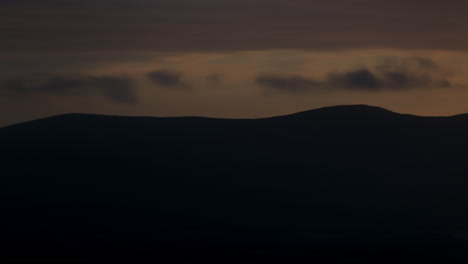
<box><xmin>256</xmin><ymin>57</ymin><xmax>451</xmax><ymax>93</ymax></box>
<box><xmin>1</xmin><ymin>74</ymin><xmax>138</xmax><ymax>104</ymax></box>
<box><xmin>147</xmin><ymin>70</ymin><xmax>189</xmax><ymax>89</ymax></box>
<box><xmin>1</xmin><ymin>0</ymin><xmax>467</xmax><ymax>52</ymax></box>
<box><xmin>255</xmin><ymin>75</ymin><xmax>320</xmax><ymax>93</ymax></box>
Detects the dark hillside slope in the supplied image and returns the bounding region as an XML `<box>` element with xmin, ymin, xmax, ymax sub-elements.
<box><xmin>2</xmin><ymin>105</ymin><xmax>468</xmax><ymax>263</ymax></box>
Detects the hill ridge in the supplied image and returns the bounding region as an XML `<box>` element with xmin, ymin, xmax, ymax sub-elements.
<box><xmin>0</xmin><ymin>104</ymin><xmax>452</xmax><ymax>130</ymax></box>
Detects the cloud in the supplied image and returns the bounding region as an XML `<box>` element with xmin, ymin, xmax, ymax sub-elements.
<box><xmin>330</xmin><ymin>57</ymin><xmax>451</xmax><ymax>91</ymax></box>
<box><xmin>255</xmin><ymin>74</ymin><xmax>320</xmax><ymax>93</ymax></box>
<box><xmin>206</xmin><ymin>74</ymin><xmax>221</xmax><ymax>84</ymax></box>
<box><xmin>87</xmin><ymin>76</ymin><xmax>138</xmax><ymax>104</ymax></box>
<box><xmin>256</xmin><ymin>57</ymin><xmax>450</xmax><ymax>93</ymax></box>
<box><xmin>328</xmin><ymin>69</ymin><xmax>379</xmax><ymax>90</ymax></box>
<box><xmin>2</xmin><ymin>74</ymin><xmax>138</xmax><ymax>103</ymax></box>
<box><xmin>147</xmin><ymin>70</ymin><xmax>189</xmax><ymax>89</ymax></box>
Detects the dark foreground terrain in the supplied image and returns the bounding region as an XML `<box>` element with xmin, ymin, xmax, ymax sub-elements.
<box><xmin>2</xmin><ymin>105</ymin><xmax>468</xmax><ymax>263</ymax></box>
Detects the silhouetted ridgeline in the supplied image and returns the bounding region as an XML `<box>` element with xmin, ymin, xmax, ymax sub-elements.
<box><xmin>2</xmin><ymin>105</ymin><xmax>468</xmax><ymax>263</ymax></box>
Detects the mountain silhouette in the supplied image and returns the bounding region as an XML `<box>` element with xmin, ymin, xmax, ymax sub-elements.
<box><xmin>2</xmin><ymin>104</ymin><xmax>468</xmax><ymax>263</ymax></box>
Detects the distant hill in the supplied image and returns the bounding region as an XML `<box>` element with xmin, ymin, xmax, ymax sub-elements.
<box><xmin>2</xmin><ymin>105</ymin><xmax>468</xmax><ymax>263</ymax></box>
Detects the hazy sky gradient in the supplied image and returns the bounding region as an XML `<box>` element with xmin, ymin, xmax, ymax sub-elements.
<box><xmin>1</xmin><ymin>0</ymin><xmax>468</xmax><ymax>126</ymax></box>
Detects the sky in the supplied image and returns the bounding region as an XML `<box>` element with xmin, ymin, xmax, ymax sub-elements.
<box><xmin>1</xmin><ymin>0</ymin><xmax>468</xmax><ymax>126</ymax></box>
